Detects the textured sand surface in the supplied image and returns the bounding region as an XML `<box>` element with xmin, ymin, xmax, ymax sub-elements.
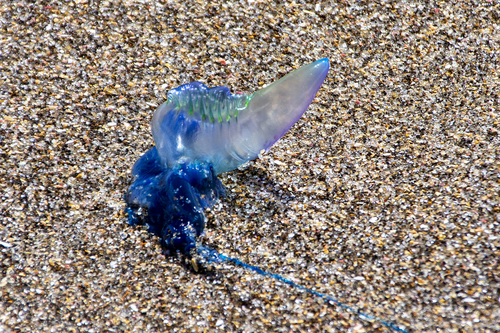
<box><xmin>1</xmin><ymin>1</ymin><xmax>499</xmax><ymax>332</ymax></box>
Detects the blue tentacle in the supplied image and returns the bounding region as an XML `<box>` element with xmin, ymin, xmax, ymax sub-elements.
<box><xmin>124</xmin><ymin>148</ymin><xmax>408</xmax><ymax>332</ymax></box>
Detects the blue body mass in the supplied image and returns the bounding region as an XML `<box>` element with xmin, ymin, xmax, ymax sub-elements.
<box><xmin>125</xmin><ymin>146</ymin><xmax>224</xmax><ymax>255</ymax></box>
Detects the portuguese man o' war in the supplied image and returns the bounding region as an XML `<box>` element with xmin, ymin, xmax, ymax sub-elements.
<box><xmin>126</xmin><ymin>59</ymin><xmax>329</xmax><ymax>256</ymax></box>
<box><xmin>125</xmin><ymin>59</ymin><xmax>408</xmax><ymax>332</ymax></box>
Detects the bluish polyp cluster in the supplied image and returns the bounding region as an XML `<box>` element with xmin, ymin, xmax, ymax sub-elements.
<box><xmin>125</xmin><ymin>146</ymin><xmax>224</xmax><ymax>255</ymax></box>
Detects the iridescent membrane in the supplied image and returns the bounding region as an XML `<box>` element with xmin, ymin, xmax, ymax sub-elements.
<box><xmin>152</xmin><ymin>58</ymin><xmax>330</xmax><ymax>174</ymax></box>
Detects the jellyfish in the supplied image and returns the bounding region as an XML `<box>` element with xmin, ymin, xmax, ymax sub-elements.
<box><xmin>126</xmin><ymin>58</ymin><xmax>329</xmax><ymax>257</ymax></box>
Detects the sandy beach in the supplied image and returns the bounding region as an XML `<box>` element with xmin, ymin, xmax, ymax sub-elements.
<box><xmin>1</xmin><ymin>1</ymin><xmax>499</xmax><ymax>332</ymax></box>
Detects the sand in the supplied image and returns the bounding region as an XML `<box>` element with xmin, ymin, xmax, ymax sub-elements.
<box><xmin>1</xmin><ymin>1</ymin><xmax>499</xmax><ymax>332</ymax></box>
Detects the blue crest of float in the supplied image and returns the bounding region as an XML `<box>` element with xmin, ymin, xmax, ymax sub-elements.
<box><xmin>151</xmin><ymin>58</ymin><xmax>330</xmax><ymax>174</ymax></box>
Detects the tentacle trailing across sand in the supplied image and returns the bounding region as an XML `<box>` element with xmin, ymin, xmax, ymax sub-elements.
<box><xmin>125</xmin><ymin>59</ymin><xmax>407</xmax><ymax>333</ymax></box>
